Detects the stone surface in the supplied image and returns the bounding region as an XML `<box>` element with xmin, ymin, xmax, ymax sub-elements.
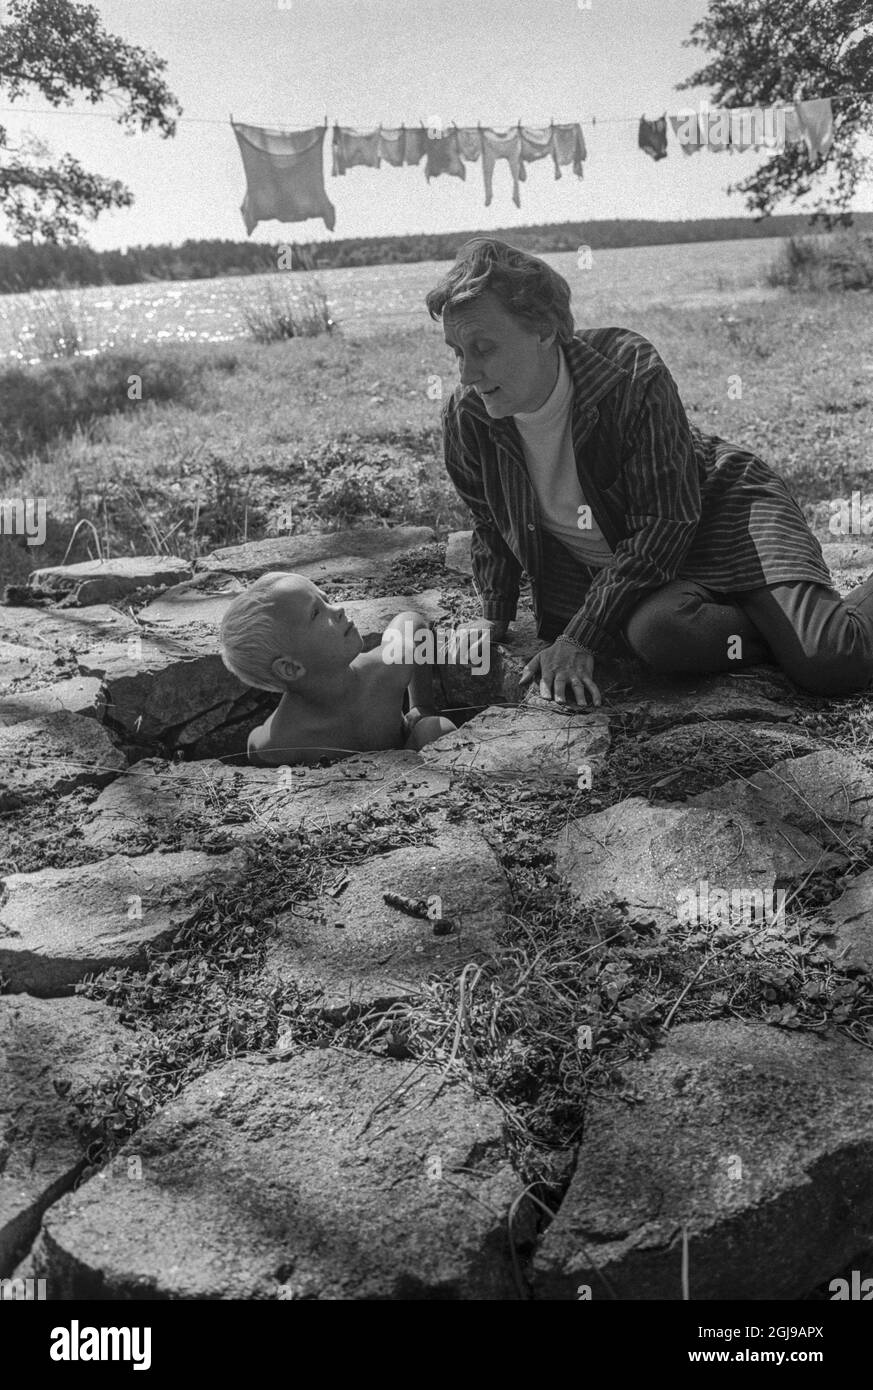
<box><xmin>136</xmin><ymin>572</ymin><xmax>246</xmax><ymax>632</ymax></box>
<box><xmin>421</xmin><ymin>702</ymin><xmax>611</xmax><ymax>781</ymax></box>
<box><xmin>265</xmin><ymin>825</ymin><xmax>509</xmax><ymax>1016</ymax></box>
<box><xmin>445</xmin><ymin>530</ymin><xmax>473</xmax><ymax>576</ymax></box>
<box><xmin>550</xmin><ymin>796</ymin><xmax>838</xmax><ymax>929</ymax></box>
<box><xmin>28</xmin><ymin>556</ymin><xmax>192</xmax><ymax>605</ymax></box>
<box><xmin>0</xmin><ymin>995</ymin><xmax>140</xmax><ymax>1275</ymax></box>
<box><xmin>609</xmin><ymin>672</ymin><xmax>796</xmax><ymax>733</ymax></box>
<box><xmin>823</xmin><ymin>867</ymin><xmax>873</xmax><ymax>973</ymax></box>
<box><xmin>80</xmin><ymin>752</ymin><xmax>453</xmax><ymax>853</ymax></box>
<box><xmin>0</xmin><ymin>603</ymin><xmax>139</xmax><ymax>653</ymax></box>
<box><xmin>532</xmin><ymin>1021</ymin><xmax>873</xmax><ymax>1300</ymax></box>
<box><xmin>690</xmin><ymin>750</ymin><xmax>873</xmax><ymax>850</ymax></box>
<box><xmin>818</xmin><ymin>540</ymin><xmax>873</xmax><ymax>573</ymax></box>
<box><xmin>77</xmin><ymin>635</ymin><xmax>248</xmax><ymax>745</ymax></box>
<box><xmin>0</xmin><ymin>711</ymin><xmax>125</xmax><ymax>805</ymax></box>
<box><xmin>0</xmin><ymin>678</ymin><xmax>106</xmax><ymax>727</ymax></box>
<box><xmin>0</xmin><ymin>849</ymin><xmax>247</xmax><ymax>995</ymax></box>
<box><xmin>32</xmin><ymin>1049</ymin><xmax>530</xmax><ymax>1299</ymax></box>
<box><xmin>197</xmin><ymin>526</ymin><xmax>436</xmax><ymax>580</ymax></box>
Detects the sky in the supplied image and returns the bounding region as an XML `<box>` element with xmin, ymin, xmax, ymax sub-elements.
<box><xmin>0</xmin><ymin>0</ymin><xmax>869</xmax><ymax>250</ymax></box>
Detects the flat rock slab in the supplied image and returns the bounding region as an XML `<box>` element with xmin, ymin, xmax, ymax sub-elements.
<box><xmin>608</xmin><ymin>672</ymin><xmax>796</xmax><ymax>733</ymax></box>
<box><xmin>0</xmin><ymin>711</ymin><xmax>125</xmax><ymax>806</ymax></box>
<box><xmin>690</xmin><ymin>751</ymin><xmax>873</xmax><ymax>850</ymax></box>
<box><xmin>33</xmin><ymin>1049</ymin><xmax>529</xmax><ymax>1299</ymax></box>
<box><xmin>0</xmin><ymin>678</ymin><xmax>106</xmax><ymax>727</ymax></box>
<box><xmin>550</xmin><ymin>796</ymin><xmax>837</xmax><ymax>930</ymax></box>
<box><xmin>823</xmin><ymin>867</ymin><xmax>873</xmax><ymax>973</ymax></box>
<box><xmin>532</xmin><ymin>1020</ymin><xmax>873</xmax><ymax>1300</ymax></box>
<box><xmin>135</xmin><ymin>572</ymin><xmax>246</xmax><ymax>632</ymax></box>
<box><xmin>78</xmin><ymin>637</ymin><xmax>248</xmax><ymax>745</ymax></box>
<box><xmin>421</xmin><ymin>703</ymin><xmax>611</xmax><ymax>781</ymax></box>
<box><xmin>0</xmin><ymin>995</ymin><xmax>141</xmax><ymax>1276</ymax></box>
<box><xmin>265</xmin><ymin>825</ymin><xmax>508</xmax><ymax>1016</ymax></box>
<box><xmin>0</xmin><ymin>848</ymin><xmax>247</xmax><ymax>995</ymax></box>
<box><xmin>819</xmin><ymin>541</ymin><xmax>873</xmax><ymax>573</ymax></box>
<box><xmin>0</xmin><ymin>604</ymin><xmax>139</xmax><ymax>654</ymax></box>
<box><xmin>444</xmin><ymin>530</ymin><xmax>473</xmax><ymax>576</ymax></box>
<box><xmin>80</xmin><ymin>752</ymin><xmax>453</xmax><ymax>853</ymax></box>
<box><xmin>28</xmin><ymin>556</ymin><xmax>192</xmax><ymax>605</ymax></box>
<box><xmin>197</xmin><ymin>526</ymin><xmax>436</xmax><ymax>581</ymax></box>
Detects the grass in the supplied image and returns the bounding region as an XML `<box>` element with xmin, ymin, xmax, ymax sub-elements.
<box><xmin>2</xmin><ymin>281</ymin><xmax>873</xmax><ymax>592</ymax></box>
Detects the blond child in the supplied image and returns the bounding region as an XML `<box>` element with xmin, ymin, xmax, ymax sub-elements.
<box><xmin>218</xmin><ymin>572</ymin><xmax>458</xmax><ymax>767</ymax></box>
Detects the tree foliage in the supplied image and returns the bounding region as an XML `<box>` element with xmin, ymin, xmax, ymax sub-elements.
<box><xmin>677</xmin><ymin>0</ymin><xmax>873</xmax><ymax>225</ymax></box>
<box><xmin>0</xmin><ymin>0</ymin><xmax>181</xmax><ymax>241</ymax></box>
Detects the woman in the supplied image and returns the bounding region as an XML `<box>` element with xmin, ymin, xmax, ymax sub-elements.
<box><xmin>424</xmin><ymin>238</ymin><xmax>873</xmax><ymax>707</ymax></box>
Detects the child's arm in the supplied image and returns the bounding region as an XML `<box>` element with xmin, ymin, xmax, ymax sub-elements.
<box><xmin>377</xmin><ymin>609</ymin><xmax>437</xmax><ymax>714</ymax></box>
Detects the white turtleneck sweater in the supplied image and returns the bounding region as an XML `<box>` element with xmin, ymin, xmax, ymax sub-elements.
<box><xmin>513</xmin><ymin>348</ymin><xmax>614</xmax><ymax>569</ymax></box>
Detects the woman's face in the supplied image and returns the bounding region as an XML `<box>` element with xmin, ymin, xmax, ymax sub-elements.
<box><xmin>443</xmin><ymin>290</ymin><xmax>559</xmax><ymax>417</ymax></box>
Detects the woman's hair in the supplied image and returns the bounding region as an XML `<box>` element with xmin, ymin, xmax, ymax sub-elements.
<box><xmin>424</xmin><ymin>237</ymin><xmax>576</xmax><ymax>342</ymax></box>
<box><xmin>218</xmin><ymin>573</ymin><xmax>291</xmax><ymax>693</ymax></box>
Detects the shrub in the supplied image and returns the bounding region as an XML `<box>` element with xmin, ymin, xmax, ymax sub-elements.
<box><xmin>240</xmin><ymin>278</ymin><xmax>336</xmax><ymax>342</ymax></box>
<box><xmin>0</xmin><ymin>351</ymin><xmax>203</xmax><ymax>458</ymax></box>
<box><xmin>767</xmin><ymin>231</ymin><xmax>873</xmax><ymax>291</ymax></box>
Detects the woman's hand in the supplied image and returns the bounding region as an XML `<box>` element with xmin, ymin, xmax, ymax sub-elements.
<box><xmin>519</xmin><ymin>636</ymin><xmax>602</xmax><ymax>707</ymax></box>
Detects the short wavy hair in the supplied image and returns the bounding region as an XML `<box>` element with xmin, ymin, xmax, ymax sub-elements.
<box><xmin>424</xmin><ymin>237</ymin><xmax>576</xmax><ymax>343</ymax></box>
<box><xmin>219</xmin><ymin>572</ymin><xmax>292</xmax><ymax>693</ymax></box>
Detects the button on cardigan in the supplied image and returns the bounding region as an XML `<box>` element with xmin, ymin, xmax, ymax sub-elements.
<box><xmin>441</xmin><ymin>327</ymin><xmax>832</xmax><ymax>654</ymax></box>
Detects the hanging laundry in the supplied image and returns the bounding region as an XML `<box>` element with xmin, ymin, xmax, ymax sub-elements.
<box><xmin>455</xmin><ymin>126</ymin><xmax>482</xmax><ymax>162</ymax></box>
<box><xmin>702</xmin><ymin>109</ymin><xmax>731</xmax><ymax>152</ymax></box>
<box><xmin>669</xmin><ymin>111</ymin><xmax>703</xmax><ymax>154</ymax></box>
<box><xmin>793</xmin><ymin>98</ymin><xmax>834</xmax><ymax>158</ymax></box>
<box><xmin>638</xmin><ymin>114</ymin><xmax>668</xmax><ymax>160</ymax></box>
<box><xmin>403</xmin><ymin>125</ymin><xmax>426</xmax><ymax>165</ymax></box>
<box><xmin>423</xmin><ymin>125</ymin><xmax>466</xmax><ymax>181</ymax></box>
<box><xmin>782</xmin><ymin>105</ymin><xmax>806</xmax><ymax>147</ymax></box>
<box><xmin>332</xmin><ymin>125</ymin><xmax>382</xmax><ymax>175</ymax></box>
<box><xmin>479</xmin><ymin>126</ymin><xmax>527</xmax><ymax>207</ymax></box>
<box><xmin>519</xmin><ymin>124</ymin><xmax>556</xmax><ymax>167</ymax></box>
<box><xmin>550</xmin><ymin>123</ymin><xmax>586</xmax><ymax>178</ymax></box>
<box><xmin>232</xmin><ymin>122</ymin><xmax>336</xmax><ymax>235</ymax></box>
<box><xmin>378</xmin><ymin>126</ymin><xmax>406</xmax><ymax>167</ymax></box>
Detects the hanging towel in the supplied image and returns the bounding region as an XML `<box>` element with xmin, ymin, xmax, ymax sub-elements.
<box><xmin>232</xmin><ymin>122</ymin><xmax>336</xmax><ymax>235</ymax></box>
<box><xmin>519</xmin><ymin>124</ymin><xmax>555</xmax><ymax>165</ymax></box>
<box><xmin>669</xmin><ymin>111</ymin><xmax>703</xmax><ymax>154</ymax></box>
<box><xmin>403</xmin><ymin>125</ymin><xmax>426</xmax><ymax>165</ymax></box>
<box><xmin>782</xmin><ymin>105</ymin><xmax>806</xmax><ymax>146</ymax></box>
<box><xmin>479</xmin><ymin>125</ymin><xmax>527</xmax><ymax>207</ymax></box>
<box><xmin>793</xmin><ymin>98</ymin><xmax>834</xmax><ymax>158</ymax></box>
<box><xmin>638</xmin><ymin>114</ymin><xmax>668</xmax><ymax>160</ymax></box>
<box><xmin>332</xmin><ymin>125</ymin><xmax>382</xmax><ymax>175</ymax></box>
<box><xmin>456</xmin><ymin>126</ymin><xmax>483</xmax><ymax>162</ymax></box>
<box><xmin>551</xmin><ymin>122</ymin><xmax>586</xmax><ymax>179</ymax></box>
<box><xmin>702</xmin><ymin>109</ymin><xmax>731</xmax><ymax>152</ymax></box>
<box><xmin>378</xmin><ymin>126</ymin><xmax>406</xmax><ymax>167</ymax></box>
<box><xmin>423</xmin><ymin>125</ymin><xmax>466</xmax><ymax>181</ymax></box>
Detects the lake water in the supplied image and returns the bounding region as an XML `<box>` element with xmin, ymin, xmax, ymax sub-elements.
<box><xmin>0</xmin><ymin>238</ymin><xmax>791</xmax><ymax>364</ymax></box>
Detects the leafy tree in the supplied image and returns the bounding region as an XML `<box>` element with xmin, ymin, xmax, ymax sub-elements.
<box><xmin>0</xmin><ymin>0</ymin><xmax>181</xmax><ymax>241</ymax></box>
<box><xmin>677</xmin><ymin>0</ymin><xmax>873</xmax><ymax>225</ymax></box>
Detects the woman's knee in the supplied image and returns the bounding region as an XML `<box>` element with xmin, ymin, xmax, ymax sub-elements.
<box><xmin>624</xmin><ymin>588</ymin><xmax>694</xmax><ymax>670</ymax></box>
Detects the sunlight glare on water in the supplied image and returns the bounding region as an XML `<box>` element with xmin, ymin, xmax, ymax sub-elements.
<box><xmin>0</xmin><ymin>241</ymin><xmax>786</xmax><ymax>364</ymax></box>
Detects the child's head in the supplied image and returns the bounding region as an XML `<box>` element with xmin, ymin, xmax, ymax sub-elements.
<box><xmin>218</xmin><ymin>572</ymin><xmax>360</xmax><ymax>691</ymax></box>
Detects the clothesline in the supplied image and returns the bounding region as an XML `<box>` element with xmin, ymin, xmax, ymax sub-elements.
<box><xmin>1</xmin><ymin>84</ymin><xmax>872</xmax><ymax>129</ymax></box>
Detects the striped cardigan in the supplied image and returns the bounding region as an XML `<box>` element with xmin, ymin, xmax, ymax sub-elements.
<box><xmin>441</xmin><ymin>327</ymin><xmax>833</xmax><ymax>654</ymax></box>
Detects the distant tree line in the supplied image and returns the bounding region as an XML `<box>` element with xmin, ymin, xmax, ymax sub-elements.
<box><xmin>0</xmin><ymin>213</ymin><xmax>869</xmax><ymax>293</ymax></box>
